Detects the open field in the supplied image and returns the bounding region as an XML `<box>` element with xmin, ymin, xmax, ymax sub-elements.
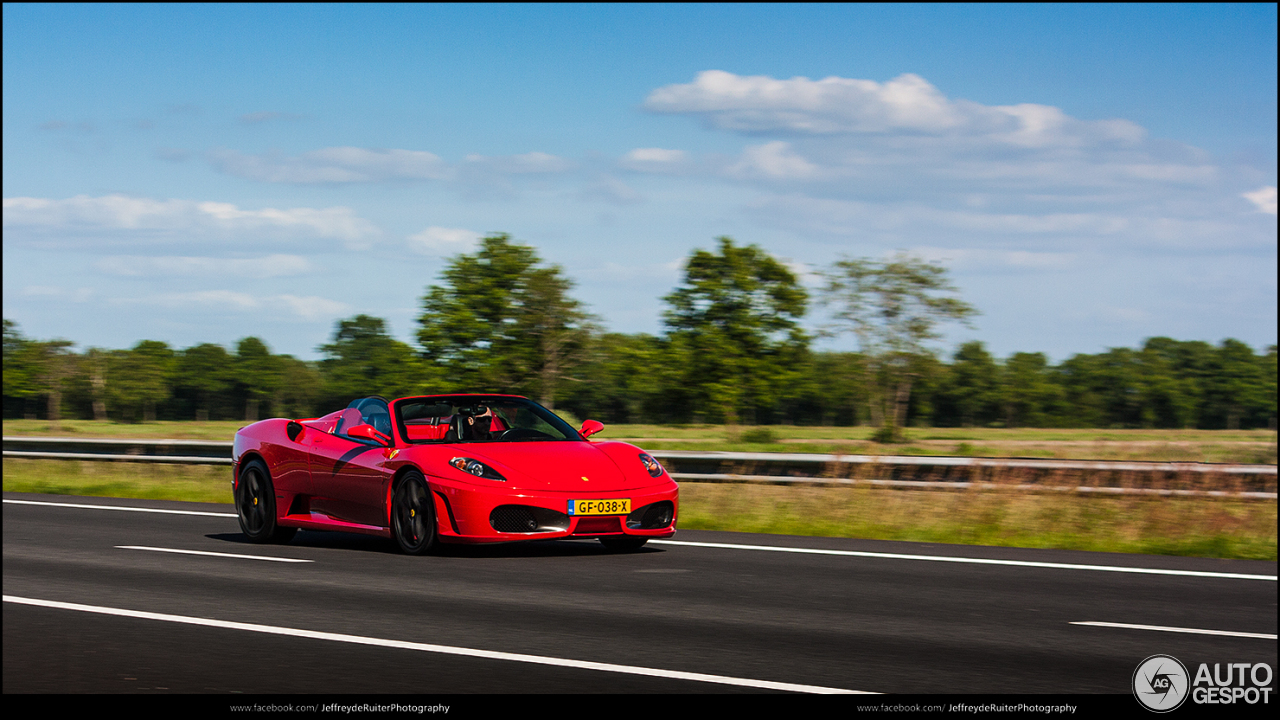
<box><xmin>4</xmin><ymin>458</ymin><xmax>1274</xmax><ymax>560</ymax></box>
<box><xmin>5</xmin><ymin>419</ymin><xmax>1275</xmax><ymax>464</ymax></box>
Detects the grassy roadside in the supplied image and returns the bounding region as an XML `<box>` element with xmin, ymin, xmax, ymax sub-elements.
<box><xmin>4</xmin><ymin>458</ymin><xmax>1274</xmax><ymax>561</ymax></box>
<box><xmin>5</xmin><ymin>419</ymin><xmax>1275</xmax><ymax>464</ymax></box>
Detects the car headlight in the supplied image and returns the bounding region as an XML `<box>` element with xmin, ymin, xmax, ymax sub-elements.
<box><xmin>638</xmin><ymin>453</ymin><xmax>664</xmax><ymax>477</ymax></box>
<box><xmin>449</xmin><ymin>457</ymin><xmax>506</xmax><ymax>481</ymax></box>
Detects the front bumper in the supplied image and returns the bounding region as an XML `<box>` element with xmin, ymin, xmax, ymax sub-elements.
<box><xmin>426</xmin><ymin>475</ymin><xmax>679</xmax><ymax>544</ymax></box>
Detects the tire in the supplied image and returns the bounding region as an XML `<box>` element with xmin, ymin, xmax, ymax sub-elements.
<box><xmin>392</xmin><ymin>471</ymin><xmax>438</xmax><ymax>555</ymax></box>
<box><xmin>599</xmin><ymin>536</ymin><xmax>648</xmax><ymax>552</ymax></box>
<box><xmin>236</xmin><ymin>459</ymin><xmax>296</xmax><ymax>544</ymax></box>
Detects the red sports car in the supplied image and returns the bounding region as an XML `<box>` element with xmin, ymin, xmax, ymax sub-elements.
<box><xmin>232</xmin><ymin>394</ymin><xmax>678</xmax><ymax>554</ymax></box>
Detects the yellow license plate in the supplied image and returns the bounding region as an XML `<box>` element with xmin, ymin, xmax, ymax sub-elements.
<box><xmin>568</xmin><ymin>499</ymin><xmax>630</xmax><ymax>516</ymax></box>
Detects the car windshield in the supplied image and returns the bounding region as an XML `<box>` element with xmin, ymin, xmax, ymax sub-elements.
<box><xmin>394</xmin><ymin>396</ymin><xmax>581</xmax><ymax>444</ymax></box>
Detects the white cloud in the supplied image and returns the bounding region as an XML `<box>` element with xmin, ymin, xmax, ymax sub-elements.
<box><xmin>645</xmin><ymin>70</ymin><xmax>1146</xmax><ymax>149</ymax></box>
<box><xmin>276</xmin><ymin>295</ymin><xmax>350</xmax><ymax>320</ymax></box>
<box><xmin>744</xmin><ymin>193</ymin><xmax>1262</xmax><ymax>252</ymax></box>
<box><xmin>3</xmin><ymin>195</ymin><xmax>380</xmax><ymax>249</ymax></box>
<box><xmin>727</xmin><ymin>141</ymin><xmax>821</xmax><ymax>180</ymax></box>
<box><xmin>620</xmin><ymin>147</ymin><xmax>691</xmax><ymax>174</ymax></box>
<box><xmin>208</xmin><ymin>147</ymin><xmax>453</xmax><ymax>183</ymax></box>
<box><xmin>581</xmin><ymin>175</ymin><xmax>642</xmax><ymax>204</ymax></box>
<box><xmin>627</xmin><ymin>148</ymin><xmax>687</xmax><ymax>164</ymax></box>
<box><xmin>208</xmin><ymin>147</ymin><xmax>576</xmax><ymax>189</ymax></box>
<box><xmin>406</xmin><ymin>226</ymin><xmax>482</xmax><ymax>255</ymax></box>
<box><xmin>93</xmin><ymin>254</ymin><xmax>314</xmax><ymax>279</ymax></box>
<box><xmin>463</xmin><ymin>151</ymin><xmax>574</xmax><ymax>174</ymax></box>
<box><xmin>907</xmin><ymin>246</ymin><xmax>1077</xmax><ymax>270</ymax></box>
<box><xmin>1243</xmin><ymin>186</ymin><xmax>1277</xmax><ymax>215</ymax></box>
<box><xmin>112</xmin><ymin>291</ymin><xmax>349</xmax><ymax>321</ymax></box>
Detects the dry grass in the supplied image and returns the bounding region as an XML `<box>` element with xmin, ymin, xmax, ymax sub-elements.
<box><xmin>3</xmin><ymin>458</ymin><xmax>1274</xmax><ymax>560</ymax></box>
<box><xmin>2</xmin><ymin>459</ymin><xmax>233</xmax><ymax>504</ymax></box>
<box><xmin>677</xmin><ymin>482</ymin><xmax>1277</xmax><ymax>560</ymax></box>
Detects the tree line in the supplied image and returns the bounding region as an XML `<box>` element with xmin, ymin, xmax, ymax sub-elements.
<box><xmin>4</xmin><ymin>234</ymin><xmax>1276</xmax><ymax>433</ymax></box>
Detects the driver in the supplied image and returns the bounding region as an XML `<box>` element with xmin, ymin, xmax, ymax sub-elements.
<box><xmin>464</xmin><ymin>405</ymin><xmax>497</xmax><ymax>441</ymax></box>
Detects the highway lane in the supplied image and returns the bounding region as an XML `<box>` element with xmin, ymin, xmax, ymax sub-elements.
<box><xmin>4</xmin><ymin>491</ymin><xmax>1276</xmax><ymax>694</ymax></box>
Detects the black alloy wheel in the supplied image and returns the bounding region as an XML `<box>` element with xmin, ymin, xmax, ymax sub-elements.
<box><xmin>599</xmin><ymin>536</ymin><xmax>648</xmax><ymax>552</ymax></box>
<box><xmin>392</xmin><ymin>471</ymin><xmax>438</xmax><ymax>555</ymax></box>
<box><xmin>236</xmin><ymin>459</ymin><xmax>296</xmax><ymax>543</ymax></box>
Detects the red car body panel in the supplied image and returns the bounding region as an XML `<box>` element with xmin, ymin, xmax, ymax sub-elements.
<box><xmin>232</xmin><ymin>395</ymin><xmax>678</xmax><ymax>545</ymax></box>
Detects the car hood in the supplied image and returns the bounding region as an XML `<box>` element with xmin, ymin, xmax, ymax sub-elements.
<box><xmin>457</xmin><ymin>441</ymin><xmax>652</xmax><ymax>492</ymax></box>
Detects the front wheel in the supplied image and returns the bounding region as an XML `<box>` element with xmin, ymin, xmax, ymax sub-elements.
<box><xmin>236</xmin><ymin>459</ymin><xmax>296</xmax><ymax>543</ymax></box>
<box><xmin>392</xmin><ymin>472</ymin><xmax>438</xmax><ymax>555</ymax></box>
<box><xmin>599</xmin><ymin>536</ymin><xmax>648</xmax><ymax>552</ymax></box>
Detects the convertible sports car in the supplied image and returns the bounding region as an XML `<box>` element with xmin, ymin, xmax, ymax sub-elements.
<box><xmin>231</xmin><ymin>394</ymin><xmax>677</xmax><ymax>554</ymax></box>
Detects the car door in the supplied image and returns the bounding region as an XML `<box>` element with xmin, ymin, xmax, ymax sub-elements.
<box><xmin>308</xmin><ymin>409</ymin><xmax>392</xmax><ymax>528</ymax></box>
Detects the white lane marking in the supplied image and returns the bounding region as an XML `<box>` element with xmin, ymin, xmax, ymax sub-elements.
<box><xmin>1071</xmin><ymin>622</ymin><xmax>1277</xmax><ymax>640</ymax></box>
<box><xmin>116</xmin><ymin>546</ymin><xmax>312</xmax><ymax>563</ymax></box>
<box><xmin>3</xmin><ymin>498</ymin><xmax>236</xmax><ymax>518</ymax></box>
<box><xmin>2</xmin><ymin>595</ymin><xmax>868</xmax><ymax>694</ymax></box>
<box><xmin>650</xmin><ymin>540</ymin><xmax>1278</xmax><ymax>581</ymax></box>
<box><xmin>8</xmin><ymin>499</ymin><xmax>1273</xmax><ymax>582</ymax></box>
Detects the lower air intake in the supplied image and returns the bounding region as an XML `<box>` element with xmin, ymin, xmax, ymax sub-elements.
<box><xmin>626</xmin><ymin>501</ymin><xmax>675</xmax><ymax>530</ymax></box>
<box><xmin>573</xmin><ymin>516</ymin><xmax>622</xmax><ymax>535</ymax></box>
<box><xmin>490</xmin><ymin>505</ymin><xmax>571</xmax><ymax>533</ymax></box>
<box><xmin>490</xmin><ymin>506</ymin><xmax>537</xmax><ymax>533</ymax></box>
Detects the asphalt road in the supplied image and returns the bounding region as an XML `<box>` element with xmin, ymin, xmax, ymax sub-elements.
<box><xmin>4</xmin><ymin>491</ymin><xmax>1276</xmax><ymax>695</ymax></box>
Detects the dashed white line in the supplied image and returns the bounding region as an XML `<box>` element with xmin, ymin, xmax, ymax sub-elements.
<box><xmin>116</xmin><ymin>546</ymin><xmax>312</xmax><ymax>563</ymax></box>
<box><xmin>2</xmin><ymin>595</ymin><xmax>868</xmax><ymax>694</ymax></box>
<box><xmin>8</xmin><ymin>498</ymin><xmax>1276</xmax><ymax>582</ymax></box>
<box><xmin>1071</xmin><ymin>622</ymin><xmax>1277</xmax><ymax>639</ymax></box>
<box><xmin>650</xmin><ymin>540</ymin><xmax>1278</xmax><ymax>581</ymax></box>
<box><xmin>3</xmin><ymin>498</ymin><xmax>236</xmax><ymax>517</ymax></box>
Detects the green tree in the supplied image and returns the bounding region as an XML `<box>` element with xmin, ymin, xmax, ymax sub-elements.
<box><xmin>321</xmin><ymin>315</ymin><xmax>428</xmax><ymax>406</ymax></box>
<box><xmin>947</xmin><ymin>341</ymin><xmax>999</xmax><ymax>427</ymax></box>
<box><xmin>1261</xmin><ymin>345</ymin><xmax>1277</xmax><ymax>431</ymax></box>
<box><xmin>1000</xmin><ymin>351</ymin><xmax>1060</xmax><ymax>428</ymax></box>
<box><xmin>175</xmin><ymin>343</ymin><xmax>232</xmax><ymax>421</ymax></box>
<box><xmin>3</xmin><ymin>320</ymin><xmax>40</xmax><ymax>418</ymax></box>
<box><xmin>29</xmin><ymin>339</ymin><xmax>77</xmax><ymax>429</ymax></box>
<box><xmin>1137</xmin><ymin>338</ymin><xmax>1198</xmax><ymax>428</ymax></box>
<box><xmin>107</xmin><ymin>341</ymin><xmax>174</xmax><ymax>422</ymax></box>
<box><xmin>83</xmin><ymin>348</ymin><xmax>110</xmax><ymax>421</ymax></box>
<box><xmin>560</xmin><ymin>332</ymin><xmax>670</xmax><ymax>424</ymax></box>
<box><xmin>662</xmin><ymin>237</ymin><xmax>808</xmax><ymax>425</ymax></box>
<box><xmin>821</xmin><ymin>252</ymin><xmax>976</xmax><ymax>441</ymax></box>
<box><xmin>417</xmin><ymin>234</ymin><xmax>592</xmax><ymax>405</ymax></box>
<box><xmin>273</xmin><ymin>356</ymin><xmax>323</xmax><ymax>418</ymax></box>
<box><xmin>234</xmin><ymin>337</ymin><xmax>282</xmax><ymax>421</ymax></box>
<box><xmin>1206</xmin><ymin>339</ymin><xmax>1266</xmax><ymax>430</ymax></box>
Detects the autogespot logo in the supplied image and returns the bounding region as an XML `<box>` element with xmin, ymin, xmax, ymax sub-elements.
<box><xmin>1134</xmin><ymin>655</ymin><xmax>1190</xmax><ymax>712</ymax></box>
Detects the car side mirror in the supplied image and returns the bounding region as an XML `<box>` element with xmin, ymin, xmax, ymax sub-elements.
<box><xmin>347</xmin><ymin>423</ymin><xmax>392</xmax><ymax>447</ymax></box>
<box><xmin>580</xmin><ymin>419</ymin><xmax>604</xmax><ymax>438</ymax></box>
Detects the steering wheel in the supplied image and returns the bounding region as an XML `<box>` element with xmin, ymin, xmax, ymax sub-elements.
<box><xmin>495</xmin><ymin>428</ymin><xmax>554</xmax><ymax>441</ymax></box>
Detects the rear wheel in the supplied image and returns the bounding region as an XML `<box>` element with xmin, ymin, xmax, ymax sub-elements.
<box><xmin>392</xmin><ymin>471</ymin><xmax>438</xmax><ymax>555</ymax></box>
<box><xmin>599</xmin><ymin>536</ymin><xmax>648</xmax><ymax>552</ymax></box>
<box><xmin>236</xmin><ymin>459</ymin><xmax>296</xmax><ymax>543</ymax></box>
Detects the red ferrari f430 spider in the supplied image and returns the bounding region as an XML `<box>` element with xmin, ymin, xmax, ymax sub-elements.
<box><xmin>232</xmin><ymin>395</ymin><xmax>678</xmax><ymax>554</ymax></box>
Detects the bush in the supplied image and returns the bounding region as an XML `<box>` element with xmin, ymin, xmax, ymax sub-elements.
<box><xmin>739</xmin><ymin>427</ymin><xmax>778</xmax><ymax>444</ymax></box>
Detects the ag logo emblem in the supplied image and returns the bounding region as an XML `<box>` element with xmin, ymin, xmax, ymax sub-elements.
<box><xmin>1134</xmin><ymin>654</ymin><xmax>1190</xmax><ymax>712</ymax></box>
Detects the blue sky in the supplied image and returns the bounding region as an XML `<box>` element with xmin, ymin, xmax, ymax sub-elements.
<box><xmin>4</xmin><ymin>4</ymin><xmax>1276</xmax><ymax>362</ymax></box>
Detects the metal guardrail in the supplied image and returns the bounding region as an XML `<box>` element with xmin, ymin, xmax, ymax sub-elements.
<box><xmin>3</xmin><ymin>436</ymin><xmax>1275</xmax><ymax>497</ymax></box>
<box><xmin>3</xmin><ymin>436</ymin><xmax>234</xmax><ymax>464</ymax></box>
